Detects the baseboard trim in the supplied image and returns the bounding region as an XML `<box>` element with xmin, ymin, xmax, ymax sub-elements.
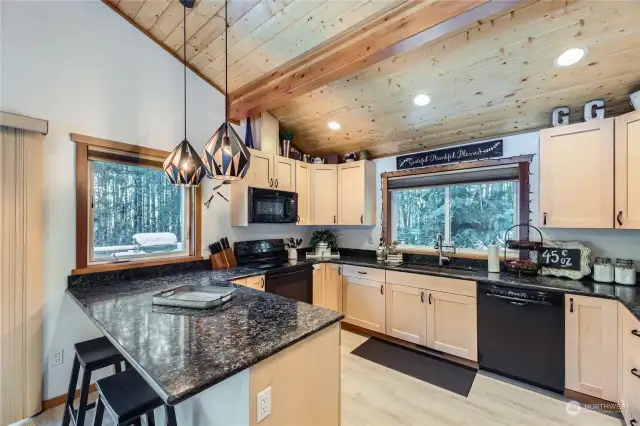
<box><xmin>41</xmin><ymin>384</ymin><xmax>97</xmax><ymax>411</ymax></box>
<box><xmin>341</xmin><ymin>322</ymin><xmax>479</xmax><ymax>370</ymax></box>
<box><xmin>564</xmin><ymin>389</ymin><xmax>620</xmax><ymax>412</ymax></box>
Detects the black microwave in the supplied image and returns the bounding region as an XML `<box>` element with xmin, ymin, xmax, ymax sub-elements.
<box><xmin>248</xmin><ymin>188</ymin><xmax>298</xmax><ymax>224</ymax></box>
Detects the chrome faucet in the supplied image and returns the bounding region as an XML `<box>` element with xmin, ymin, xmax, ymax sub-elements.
<box><xmin>435</xmin><ymin>234</ymin><xmax>455</xmax><ymax>266</ymax></box>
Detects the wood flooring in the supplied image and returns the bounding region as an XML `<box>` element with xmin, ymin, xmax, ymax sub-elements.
<box><xmin>16</xmin><ymin>330</ymin><xmax>622</xmax><ymax>426</ymax></box>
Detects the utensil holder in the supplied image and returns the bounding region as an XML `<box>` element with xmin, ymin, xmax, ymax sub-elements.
<box><xmin>288</xmin><ymin>248</ymin><xmax>298</xmax><ymax>261</ymax></box>
<box><xmin>223</xmin><ymin>248</ymin><xmax>237</xmax><ymax>266</ymax></box>
<box><xmin>210</xmin><ymin>253</ymin><xmax>228</xmax><ymax>269</ymax></box>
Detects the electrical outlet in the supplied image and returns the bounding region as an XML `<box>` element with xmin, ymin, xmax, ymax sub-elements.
<box><xmin>367</xmin><ymin>235</ymin><xmax>374</xmax><ymax>244</ymax></box>
<box><xmin>257</xmin><ymin>387</ymin><xmax>271</xmax><ymax>422</ymax></box>
<box><xmin>50</xmin><ymin>349</ymin><xmax>64</xmax><ymax>367</ymax></box>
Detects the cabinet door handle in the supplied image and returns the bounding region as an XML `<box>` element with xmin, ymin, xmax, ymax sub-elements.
<box><xmin>297</xmin><ymin>215</ymin><xmax>300</xmax><ymax>223</ymax></box>
<box><xmin>632</xmin><ymin>368</ymin><xmax>640</xmax><ymax>379</ymax></box>
<box><xmin>543</xmin><ymin>212</ymin><xmax>547</xmax><ymax>225</ymax></box>
<box><xmin>617</xmin><ymin>211</ymin><xmax>623</xmax><ymax>226</ymax></box>
<box><xmin>338</xmin><ymin>266</ymin><xmax>341</xmax><ymax>275</ymax></box>
<box><xmin>380</xmin><ymin>285</ymin><xmax>384</xmax><ymax>295</ymax></box>
<box><xmin>275</xmin><ymin>179</ymin><xmax>279</xmax><ymax>188</ymax></box>
<box><xmin>358</xmin><ymin>271</ymin><xmax>367</xmax><ymax>275</ymax></box>
<box><xmin>421</xmin><ymin>292</ymin><xmax>425</xmax><ymax>303</ymax></box>
<box><xmin>632</xmin><ymin>329</ymin><xmax>640</xmax><ymax>339</ymax></box>
<box><xmin>269</xmin><ymin>178</ymin><xmax>273</xmax><ymax>187</ymax></box>
<box><xmin>569</xmin><ymin>297</ymin><xmax>574</xmax><ymax>313</ymax></box>
<box><xmin>428</xmin><ymin>293</ymin><xmax>432</xmax><ymax>304</ymax></box>
<box><xmin>333</xmin><ymin>215</ymin><xmax>336</xmax><ymax>224</ymax></box>
<box><xmin>360</xmin><ymin>215</ymin><xmax>363</xmax><ymax>224</ymax></box>
<box><xmin>261</xmin><ymin>277</ymin><xmax>265</xmax><ymax>288</ymax></box>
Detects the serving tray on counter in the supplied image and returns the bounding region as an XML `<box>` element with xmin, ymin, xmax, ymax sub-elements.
<box><xmin>152</xmin><ymin>285</ymin><xmax>236</xmax><ymax>309</ymax></box>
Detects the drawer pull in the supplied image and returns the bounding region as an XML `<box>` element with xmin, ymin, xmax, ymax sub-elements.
<box><xmin>632</xmin><ymin>329</ymin><xmax>640</xmax><ymax>339</ymax></box>
<box><xmin>421</xmin><ymin>292</ymin><xmax>425</xmax><ymax>303</ymax></box>
<box><xmin>380</xmin><ymin>285</ymin><xmax>384</xmax><ymax>295</ymax></box>
<box><xmin>358</xmin><ymin>271</ymin><xmax>367</xmax><ymax>275</ymax></box>
<box><xmin>429</xmin><ymin>293</ymin><xmax>432</xmax><ymax>304</ymax></box>
<box><xmin>632</xmin><ymin>368</ymin><xmax>640</xmax><ymax>379</ymax></box>
<box><xmin>261</xmin><ymin>277</ymin><xmax>265</xmax><ymax>289</ymax></box>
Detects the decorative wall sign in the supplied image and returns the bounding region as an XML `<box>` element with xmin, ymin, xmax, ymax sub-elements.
<box><xmin>540</xmin><ymin>241</ymin><xmax>592</xmax><ymax>280</ymax></box>
<box><xmin>584</xmin><ymin>100</ymin><xmax>605</xmax><ymax>121</ymax></box>
<box><xmin>551</xmin><ymin>107</ymin><xmax>570</xmax><ymax>127</ymax></box>
<box><xmin>396</xmin><ymin>140</ymin><xmax>503</xmax><ymax>171</ymax></box>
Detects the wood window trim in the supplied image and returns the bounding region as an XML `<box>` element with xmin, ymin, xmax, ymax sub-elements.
<box><xmin>73</xmin><ymin>133</ymin><xmax>202</xmax><ymax>274</ymax></box>
<box><xmin>381</xmin><ymin>155</ymin><xmax>533</xmax><ymax>259</ymax></box>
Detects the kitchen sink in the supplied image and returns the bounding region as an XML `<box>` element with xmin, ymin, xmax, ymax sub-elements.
<box><xmin>390</xmin><ymin>263</ymin><xmax>478</xmax><ymax>274</ymax></box>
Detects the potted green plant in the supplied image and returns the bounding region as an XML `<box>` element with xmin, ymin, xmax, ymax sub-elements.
<box><xmin>309</xmin><ymin>229</ymin><xmax>338</xmax><ymax>256</ymax></box>
<box><xmin>279</xmin><ymin>131</ymin><xmax>294</xmax><ymax>158</ymax></box>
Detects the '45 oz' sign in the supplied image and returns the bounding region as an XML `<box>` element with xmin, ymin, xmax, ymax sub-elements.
<box><xmin>539</xmin><ymin>241</ymin><xmax>592</xmax><ymax>280</ymax></box>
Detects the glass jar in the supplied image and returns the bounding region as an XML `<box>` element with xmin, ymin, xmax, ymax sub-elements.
<box><xmin>615</xmin><ymin>259</ymin><xmax>636</xmax><ymax>286</ymax></box>
<box><xmin>593</xmin><ymin>257</ymin><xmax>614</xmax><ymax>283</ymax></box>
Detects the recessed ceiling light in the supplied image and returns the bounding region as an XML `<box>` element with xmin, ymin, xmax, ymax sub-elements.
<box><xmin>413</xmin><ymin>94</ymin><xmax>431</xmax><ymax>106</ymax></box>
<box><xmin>554</xmin><ymin>47</ymin><xmax>587</xmax><ymax>68</ymax></box>
<box><xmin>328</xmin><ymin>121</ymin><xmax>341</xmax><ymax>130</ymax></box>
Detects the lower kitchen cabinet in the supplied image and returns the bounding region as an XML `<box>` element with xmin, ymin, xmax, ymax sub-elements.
<box><xmin>426</xmin><ymin>291</ymin><xmax>478</xmax><ymax>362</ymax></box>
<box><xmin>565</xmin><ymin>295</ymin><xmax>618</xmax><ymax>402</ymax></box>
<box><xmin>343</xmin><ymin>276</ymin><xmax>385</xmax><ymax>333</ymax></box>
<box><xmin>385</xmin><ymin>283</ymin><xmax>427</xmax><ymax>345</ymax></box>
<box><xmin>620</xmin><ymin>305</ymin><xmax>640</xmax><ymax>425</ymax></box>
<box><xmin>313</xmin><ymin>264</ymin><xmax>342</xmax><ymax>312</ymax></box>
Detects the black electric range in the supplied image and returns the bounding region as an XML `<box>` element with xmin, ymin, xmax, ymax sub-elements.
<box><xmin>234</xmin><ymin>239</ymin><xmax>313</xmax><ymax>303</ymax></box>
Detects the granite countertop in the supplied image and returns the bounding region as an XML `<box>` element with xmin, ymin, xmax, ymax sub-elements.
<box><xmin>67</xmin><ymin>271</ymin><xmax>343</xmax><ymax>405</ymax></box>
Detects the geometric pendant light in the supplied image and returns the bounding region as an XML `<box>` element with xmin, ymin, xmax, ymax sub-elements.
<box><xmin>164</xmin><ymin>0</ymin><xmax>208</xmax><ymax>186</ymax></box>
<box><xmin>201</xmin><ymin>0</ymin><xmax>250</xmax><ymax>180</ymax></box>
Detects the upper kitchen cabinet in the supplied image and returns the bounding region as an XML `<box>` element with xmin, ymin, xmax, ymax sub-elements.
<box><xmin>338</xmin><ymin>161</ymin><xmax>376</xmax><ymax>225</ymax></box>
<box><xmin>310</xmin><ymin>164</ymin><xmax>338</xmax><ymax>225</ymax></box>
<box><xmin>539</xmin><ymin>119</ymin><xmax>614</xmax><ymax>228</ymax></box>
<box><xmin>245</xmin><ymin>148</ymin><xmax>273</xmax><ymax>190</ymax></box>
<box><xmin>273</xmin><ymin>156</ymin><xmax>296</xmax><ymax>192</ymax></box>
<box><xmin>296</xmin><ymin>161</ymin><xmax>311</xmax><ymax>225</ymax></box>
<box><xmin>615</xmin><ymin>111</ymin><xmax>640</xmax><ymax>229</ymax></box>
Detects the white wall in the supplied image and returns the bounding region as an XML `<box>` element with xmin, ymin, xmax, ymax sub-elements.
<box><xmin>1</xmin><ymin>0</ymin><xmax>310</xmax><ymax>399</ymax></box>
<box><xmin>331</xmin><ymin>132</ymin><xmax>640</xmax><ymax>265</ymax></box>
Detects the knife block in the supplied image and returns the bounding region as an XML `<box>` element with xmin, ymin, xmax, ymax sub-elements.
<box><xmin>223</xmin><ymin>248</ymin><xmax>237</xmax><ymax>267</ymax></box>
<box><xmin>209</xmin><ymin>253</ymin><xmax>228</xmax><ymax>269</ymax></box>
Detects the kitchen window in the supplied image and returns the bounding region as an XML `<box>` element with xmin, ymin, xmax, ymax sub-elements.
<box><xmin>383</xmin><ymin>156</ymin><xmax>531</xmax><ymax>257</ymax></box>
<box><xmin>73</xmin><ymin>134</ymin><xmax>201</xmax><ymax>273</ymax></box>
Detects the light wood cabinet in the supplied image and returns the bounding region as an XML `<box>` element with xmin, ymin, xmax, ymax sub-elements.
<box><xmin>231</xmin><ymin>278</ymin><xmax>247</xmax><ymax>286</ymax></box>
<box><xmin>296</xmin><ymin>161</ymin><xmax>310</xmax><ymax>225</ymax></box>
<box><xmin>312</xmin><ymin>264</ymin><xmax>342</xmax><ymax>312</ymax></box>
<box><xmin>273</xmin><ymin>156</ymin><xmax>296</xmax><ymax>192</ymax></box>
<box><xmin>426</xmin><ymin>291</ymin><xmax>477</xmax><ymax>361</ymax></box>
<box><xmin>343</xmin><ymin>276</ymin><xmax>386</xmax><ymax>333</ymax></box>
<box><xmin>310</xmin><ymin>164</ymin><xmax>338</xmax><ymax>225</ymax></box>
<box><xmin>539</xmin><ymin>119</ymin><xmax>614</xmax><ymax>228</ymax></box>
<box><xmin>385</xmin><ymin>284</ymin><xmax>427</xmax><ymax>345</ymax></box>
<box><xmin>337</xmin><ymin>161</ymin><xmax>376</xmax><ymax>225</ymax></box>
<box><xmin>246</xmin><ymin>275</ymin><xmax>266</xmax><ymax>291</ymax></box>
<box><xmin>312</xmin><ymin>264</ymin><xmax>325</xmax><ymax>307</ymax></box>
<box><xmin>620</xmin><ymin>305</ymin><xmax>640</xmax><ymax>425</ymax></box>
<box><xmin>565</xmin><ymin>295</ymin><xmax>618</xmax><ymax>402</ymax></box>
<box><xmin>324</xmin><ymin>264</ymin><xmax>343</xmax><ymax>312</ymax></box>
<box><xmin>615</xmin><ymin>111</ymin><xmax>640</xmax><ymax>229</ymax></box>
<box><xmin>246</xmin><ymin>148</ymin><xmax>274</xmax><ymax>189</ymax></box>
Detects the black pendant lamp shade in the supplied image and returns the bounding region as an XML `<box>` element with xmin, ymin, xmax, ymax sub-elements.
<box><xmin>163</xmin><ymin>140</ymin><xmax>208</xmax><ymax>186</ymax></box>
<box><xmin>202</xmin><ymin>0</ymin><xmax>251</xmax><ymax>181</ymax></box>
<box><xmin>164</xmin><ymin>0</ymin><xmax>207</xmax><ymax>186</ymax></box>
<box><xmin>202</xmin><ymin>123</ymin><xmax>250</xmax><ymax>180</ymax></box>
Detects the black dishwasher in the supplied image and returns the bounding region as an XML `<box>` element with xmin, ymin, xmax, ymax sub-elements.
<box><xmin>477</xmin><ymin>284</ymin><xmax>564</xmax><ymax>393</ymax></box>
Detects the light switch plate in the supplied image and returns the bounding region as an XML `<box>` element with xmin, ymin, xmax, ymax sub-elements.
<box><xmin>257</xmin><ymin>387</ymin><xmax>271</xmax><ymax>422</ymax></box>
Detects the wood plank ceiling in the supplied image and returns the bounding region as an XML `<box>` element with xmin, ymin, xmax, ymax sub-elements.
<box><xmin>271</xmin><ymin>0</ymin><xmax>640</xmax><ymax>157</ymax></box>
<box><xmin>106</xmin><ymin>0</ymin><xmax>408</xmax><ymax>93</ymax></box>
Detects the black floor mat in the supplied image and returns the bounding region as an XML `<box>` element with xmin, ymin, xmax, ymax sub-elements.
<box><xmin>351</xmin><ymin>337</ymin><xmax>477</xmax><ymax>397</ymax></box>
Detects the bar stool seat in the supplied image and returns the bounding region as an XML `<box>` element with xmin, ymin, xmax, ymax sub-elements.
<box><xmin>62</xmin><ymin>336</ymin><xmax>126</xmax><ymax>426</ymax></box>
<box><xmin>93</xmin><ymin>369</ymin><xmax>177</xmax><ymax>426</ymax></box>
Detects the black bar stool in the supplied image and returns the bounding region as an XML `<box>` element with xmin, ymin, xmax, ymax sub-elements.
<box><xmin>62</xmin><ymin>336</ymin><xmax>126</xmax><ymax>426</ymax></box>
<box><xmin>93</xmin><ymin>368</ymin><xmax>178</xmax><ymax>426</ymax></box>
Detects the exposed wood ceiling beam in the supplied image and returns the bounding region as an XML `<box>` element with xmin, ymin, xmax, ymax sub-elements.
<box><xmin>229</xmin><ymin>0</ymin><xmax>524</xmax><ymax>122</ymax></box>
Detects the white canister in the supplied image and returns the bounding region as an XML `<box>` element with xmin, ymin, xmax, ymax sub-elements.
<box><xmin>593</xmin><ymin>257</ymin><xmax>614</xmax><ymax>283</ymax></box>
<box><xmin>615</xmin><ymin>259</ymin><xmax>636</xmax><ymax>286</ymax></box>
<box><xmin>288</xmin><ymin>248</ymin><xmax>298</xmax><ymax>261</ymax></box>
<box><xmin>487</xmin><ymin>244</ymin><xmax>500</xmax><ymax>273</ymax></box>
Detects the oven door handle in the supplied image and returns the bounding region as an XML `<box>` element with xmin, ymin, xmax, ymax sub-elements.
<box><xmin>485</xmin><ymin>293</ymin><xmax>552</xmax><ymax>306</ymax></box>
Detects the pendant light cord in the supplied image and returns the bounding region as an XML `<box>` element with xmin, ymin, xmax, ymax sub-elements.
<box><xmin>224</xmin><ymin>0</ymin><xmax>228</xmax><ymax>128</ymax></box>
<box><xmin>184</xmin><ymin>5</ymin><xmax>187</xmax><ymax>141</ymax></box>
